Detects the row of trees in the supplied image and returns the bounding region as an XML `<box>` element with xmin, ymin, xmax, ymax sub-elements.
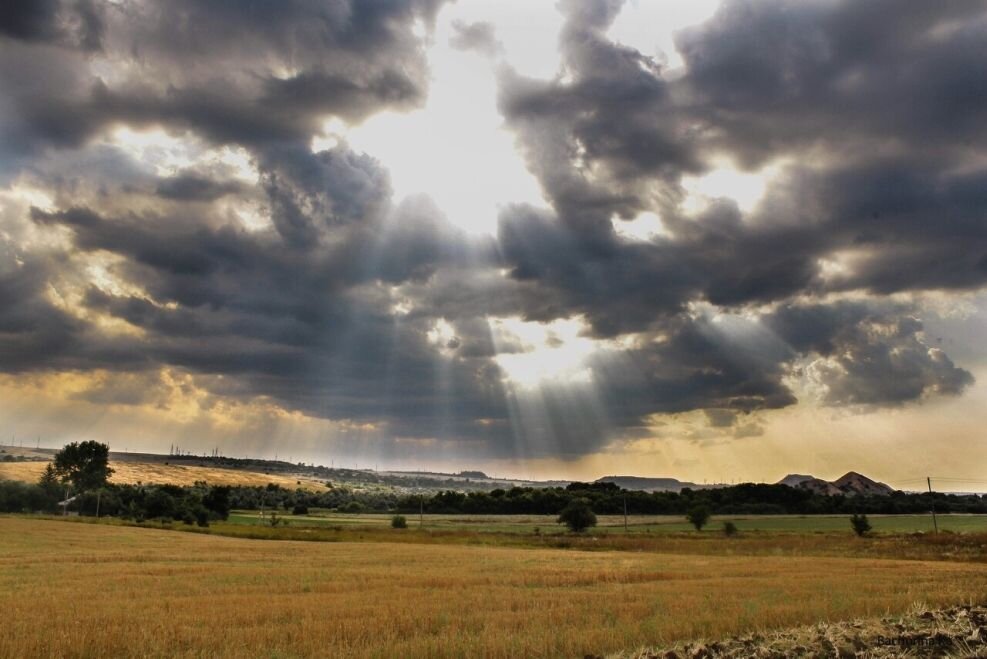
<box><xmin>0</xmin><ymin>478</ymin><xmax>232</xmax><ymax>525</ymax></box>
<box><xmin>390</xmin><ymin>482</ymin><xmax>987</xmax><ymax>516</ymax></box>
<box><xmin>46</xmin><ymin>479</ymin><xmax>977</xmax><ymax>519</ymax></box>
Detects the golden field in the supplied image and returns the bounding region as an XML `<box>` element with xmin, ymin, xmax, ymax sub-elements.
<box><xmin>2</xmin><ymin>517</ymin><xmax>987</xmax><ymax>658</ymax></box>
<box><xmin>0</xmin><ymin>460</ymin><xmax>327</xmax><ymax>490</ymax></box>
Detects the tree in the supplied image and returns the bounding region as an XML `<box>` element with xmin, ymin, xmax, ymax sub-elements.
<box><xmin>557</xmin><ymin>498</ymin><xmax>597</xmax><ymax>533</ymax></box>
<box><xmin>391</xmin><ymin>515</ymin><xmax>408</xmax><ymax>529</ymax></box>
<box><xmin>850</xmin><ymin>513</ymin><xmax>872</xmax><ymax>537</ymax></box>
<box><xmin>52</xmin><ymin>441</ymin><xmax>114</xmax><ymax>492</ymax></box>
<box><xmin>202</xmin><ymin>486</ymin><xmax>231</xmax><ymax>520</ymax></box>
<box><xmin>687</xmin><ymin>505</ymin><xmax>710</xmax><ymax>531</ymax></box>
<box><xmin>38</xmin><ymin>463</ymin><xmax>62</xmax><ymax>496</ymax></box>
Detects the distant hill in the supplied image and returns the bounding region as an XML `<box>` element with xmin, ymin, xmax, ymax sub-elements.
<box><xmin>595</xmin><ymin>476</ymin><xmax>720</xmax><ymax>492</ymax></box>
<box><xmin>832</xmin><ymin>471</ymin><xmax>896</xmax><ymax>496</ymax></box>
<box><xmin>795</xmin><ymin>478</ymin><xmax>845</xmax><ymax>497</ymax></box>
<box><xmin>777</xmin><ymin>474</ymin><xmax>815</xmax><ymax>488</ymax></box>
<box><xmin>776</xmin><ymin>472</ymin><xmax>896</xmax><ymax>497</ymax></box>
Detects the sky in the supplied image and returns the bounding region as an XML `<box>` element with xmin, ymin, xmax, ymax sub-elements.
<box><xmin>1</xmin><ymin>0</ymin><xmax>987</xmax><ymax>490</ymax></box>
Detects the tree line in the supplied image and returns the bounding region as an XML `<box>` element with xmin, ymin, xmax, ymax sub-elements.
<box><xmin>7</xmin><ymin>478</ymin><xmax>982</xmax><ymax>519</ymax></box>
<box><xmin>2</xmin><ymin>441</ymin><xmax>985</xmax><ymax>520</ymax></box>
<box><xmin>393</xmin><ymin>481</ymin><xmax>987</xmax><ymax>516</ymax></box>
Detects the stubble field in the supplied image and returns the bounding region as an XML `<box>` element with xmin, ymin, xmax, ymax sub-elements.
<box><xmin>0</xmin><ymin>460</ymin><xmax>327</xmax><ymax>491</ymax></box>
<box><xmin>2</xmin><ymin>517</ymin><xmax>987</xmax><ymax>658</ymax></box>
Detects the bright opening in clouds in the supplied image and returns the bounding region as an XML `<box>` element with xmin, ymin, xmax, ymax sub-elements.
<box><xmin>2</xmin><ymin>0</ymin><xmax>987</xmax><ymax>486</ymax></box>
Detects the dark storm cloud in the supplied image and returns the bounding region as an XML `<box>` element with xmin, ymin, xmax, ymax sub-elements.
<box><xmin>0</xmin><ymin>249</ymin><xmax>85</xmax><ymax>372</ymax></box>
<box><xmin>765</xmin><ymin>302</ymin><xmax>974</xmax><ymax>406</ymax></box>
<box><xmin>0</xmin><ymin>241</ymin><xmax>152</xmax><ymax>374</ymax></box>
<box><xmin>0</xmin><ymin>0</ymin><xmax>62</xmax><ymax>42</ymax></box>
<box><xmin>675</xmin><ymin>0</ymin><xmax>987</xmax><ymax>166</ymax></box>
<box><xmin>487</xmin><ymin>0</ymin><xmax>987</xmax><ymax>438</ymax></box>
<box><xmin>497</xmin><ymin>0</ymin><xmax>703</xmax><ymax>237</ymax></box>
<box><xmin>449</xmin><ymin>20</ymin><xmax>501</xmax><ymax>56</ymax></box>
<box><xmin>0</xmin><ymin>0</ymin><xmax>102</xmax><ymax>50</ymax></box>
<box><xmin>589</xmin><ymin>313</ymin><xmax>798</xmax><ymax>423</ymax></box>
<box><xmin>258</xmin><ymin>143</ymin><xmax>393</xmax><ymax>247</ymax></box>
<box><xmin>22</xmin><ymin>160</ymin><xmax>512</xmax><ymax>450</ymax></box>
<box><xmin>0</xmin><ymin>0</ymin><xmax>443</xmax><ymax>165</ymax></box>
<box><xmin>155</xmin><ymin>173</ymin><xmax>244</xmax><ymax>202</ymax></box>
<box><xmin>2</xmin><ymin>0</ymin><xmax>986</xmax><ymax>459</ymax></box>
<box><xmin>496</xmin><ymin>0</ymin><xmax>987</xmax><ymax>314</ymax></box>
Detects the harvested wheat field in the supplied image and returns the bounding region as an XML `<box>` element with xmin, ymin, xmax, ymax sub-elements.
<box><xmin>2</xmin><ymin>518</ymin><xmax>987</xmax><ymax>658</ymax></box>
<box><xmin>0</xmin><ymin>460</ymin><xmax>326</xmax><ymax>490</ymax></box>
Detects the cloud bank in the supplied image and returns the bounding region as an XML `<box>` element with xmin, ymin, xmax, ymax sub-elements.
<box><xmin>1</xmin><ymin>0</ymin><xmax>983</xmax><ymax>462</ymax></box>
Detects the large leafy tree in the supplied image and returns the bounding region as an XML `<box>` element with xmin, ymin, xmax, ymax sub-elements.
<box><xmin>52</xmin><ymin>441</ymin><xmax>114</xmax><ymax>492</ymax></box>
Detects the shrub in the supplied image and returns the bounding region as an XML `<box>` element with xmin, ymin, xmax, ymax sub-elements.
<box><xmin>557</xmin><ymin>498</ymin><xmax>597</xmax><ymax>533</ymax></box>
<box><xmin>687</xmin><ymin>505</ymin><xmax>710</xmax><ymax>531</ymax></box>
<box><xmin>850</xmin><ymin>513</ymin><xmax>872</xmax><ymax>537</ymax></box>
<box><xmin>722</xmin><ymin>521</ymin><xmax>738</xmax><ymax>536</ymax></box>
<box><xmin>292</xmin><ymin>504</ymin><xmax>309</xmax><ymax>515</ymax></box>
<box><xmin>391</xmin><ymin>515</ymin><xmax>407</xmax><ymax>529</ymax></box>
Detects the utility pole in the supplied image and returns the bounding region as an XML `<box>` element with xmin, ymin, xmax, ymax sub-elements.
<box><xmin>623</xmin><ymin>495</ymin><xmax>628</xmax><ymax>533</ymax></box>
<box><xmin>927</xmin><ymin>477</ymin><xmax>938</xmax><ymax>534</ymax></box>
<box><xmin>95</xmin><ymin>490</ymin><xmax>101</xmax><ymax>519</ymax></box>
<box><xmin>419</xmin><ymin>496</ymin><xmax>424</xmax><ymax>528</ymax></box>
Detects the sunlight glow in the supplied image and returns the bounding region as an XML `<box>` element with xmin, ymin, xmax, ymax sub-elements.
<box><xmin>490</xmin><ymin>316</ymin><xmax>597</xmax><ymax>389</ymax></box>
<box><xmin>108</xmin><ymin>127</ymin><xmax>197</xmax><ymax>176</ymax></box>
<box><xmin>108</xmin><ymin>127</ymin><xmax>258</xmax><ymax>183</ymax></box>
<box><xmin>612</xmin><ymin>211</ymin><xmax>668</xmax><ymax>242</ymax></box>
<box><xmin>427</xmin><ymin>318</ymin><xmax>459</xmax><ymax>356</ymax></box>
<box><xmin>681</xmin><ymin>161</ymin><xmax>773</xmax><ymax>215</ymax></box>
<box><xmin>333</xmin><ymin>6</ymin><xmax>547</xmax><ymax>236</ymax></box>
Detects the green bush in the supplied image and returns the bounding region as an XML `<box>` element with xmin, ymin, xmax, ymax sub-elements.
<box><xmin>687</xmin><ymin>505</ymin><xmax>710</xmax><ymax>531</ymax></box>
<box><xmin>850</xmin><ymin>513</ymin><xmax>872</xmax><ymax>537</ymax></box>
<box><xmin>557</xmin><ymin>498</ymin><xmax>597</xmax><ymax>533</ymax></box>
<box><xmin>391</xmin><ymin>515</ymin><xmax>407</xmax><ymax>529</ymax></box>
<box><xmin>722</xmin><ymin>521</ymin><xmax>738</xmax><ymax>536</ymax></box>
